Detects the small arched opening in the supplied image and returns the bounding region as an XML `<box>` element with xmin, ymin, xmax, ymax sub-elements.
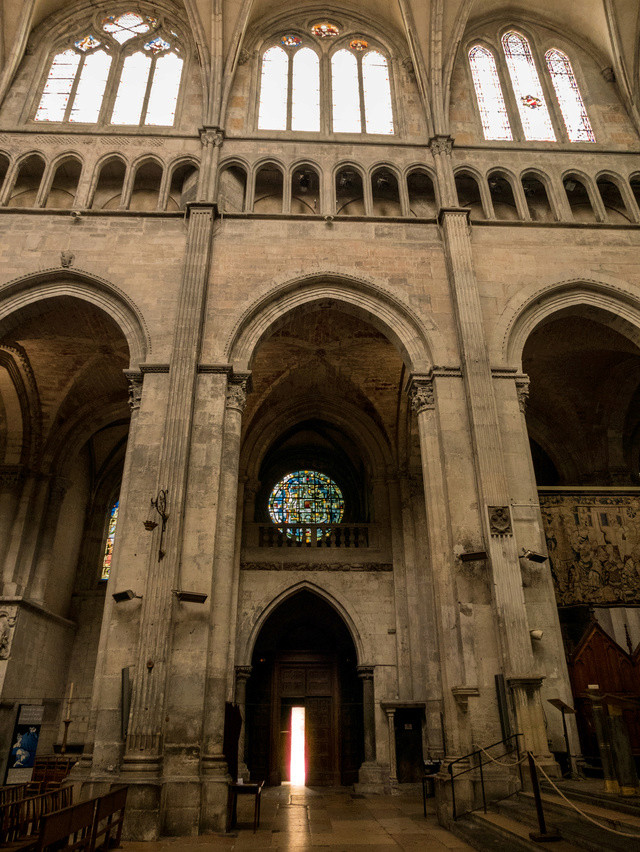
<box><xmin>596</xmin><ymin>177</ymin><xmax>632</xmax><ymax>224</ymax></box>
<box><xmin>7</xmin><ymin>155</ymin><xmax>46</xmax><ymax>208</ymax></box>
<box><xmin>454</xmin><ymin>171</ymin><xmax>486</xmax><ymax>220</ymax></box>
<box><xmin>254</xmin><ymin>163</ymin><xmax>283</xmax><ymax>213</ymax></box>
<box><xmin>521</xmin><ymin>173</ymin><xmax>554</xmax><ymax>222</ymax></box>
<box><xmin>218</xmin><ymin>164</ymin><xmax>246</xmax><ymax>213</ymax></box>
<box><xmin>91</xmin><ymin>158</ymin><xmax>127</xmax><ymax>210</ymax></box>
<box><xmin>129</xmin><ymin>159</ymin><xmax>163</xmax><ymax>212</ymax></box>
<box><xmin>45</xmin><ymin>157</ymin><xmax>82</xmax><ymax>209</ymax></box>
<box><xmin>335</xmin><ymin>167</ymin><xmax>365</xmax><ymax>216</ymax></box>
<box><xmin>488</xmin><ymin>172</ymin><xmax>519</xmax><ymax>220</ymax></box>
<box><xmin>407</xmin><ymin>169</ymin><xmax>437</xmax><ymax>218</ymax></box>
<box><xmin>563</xmin><ymin>175</ymin><xmax>597</xmax><ymax>223</ymax></box>
<box><xmin>371</xmin><ymin>167</ymin><xmax>401</xmax><ymax>216</ymax></box>
<box><xmin>291</xmin><ymin>166</ymin><xmax>320</xmax><ymax>214</ymax></box>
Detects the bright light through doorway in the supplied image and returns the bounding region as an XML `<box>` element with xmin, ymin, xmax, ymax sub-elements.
<box><xmin>290</xmin><ymin>706</ymin><xmax>306</xmax><ymax>785</ymax></box>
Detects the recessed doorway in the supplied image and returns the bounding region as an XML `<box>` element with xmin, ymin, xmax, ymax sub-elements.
<box><xmin>246</xmin><ymin>591</ymin><xmax>363</xmax><ymax>786</ymax></box>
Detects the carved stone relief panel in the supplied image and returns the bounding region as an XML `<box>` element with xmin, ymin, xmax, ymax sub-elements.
<box><xmin>540</xmin><ymin>491</ymin><xmax>640</xmax><ymax>606</ymax></box>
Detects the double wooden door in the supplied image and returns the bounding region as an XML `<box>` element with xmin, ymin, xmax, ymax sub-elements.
<box><xmin>272</xmin><ymin>653</ymin><xmax>340</xmax><ymax>786</ymax></box>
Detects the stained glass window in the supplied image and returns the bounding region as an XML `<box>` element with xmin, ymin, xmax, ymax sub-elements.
<box><xmin>468</xmin><ymin>45</ymin><xmax>512</xmax><ymax>141</ymax></box>
<box><xmin>291</xmin><ymin>48</ymin><xmax>320</xmax><ymax>131</ymax></box>
<box><xmin>311</xmin><ymin>22</ymin><xmax>339</xmax><ymax>38</ymax></box>
<box><xmin>258</xmin><ymin>46</ymin><xmax>288</xmax><ymax>130</ymax></box>
<box><xmin>331</xmin><ymin>49</ymin><xmax>361</xmax><ymax>132</ymax></box>
<box><xmin>144</xmin><ymin>36</ymin><xmax>170</xmax><ymax>54</ymax></box>
<box><xmin>281</xmin><ymin>35</ymin><xmax>302</xmax><ymax>47</ymax></box>
<box><xmin>102</xmin><ymin>12</ymin><xmax>157</xmax><ymax>44</ymax></box>
<box><xmin>75</xmin><ymin>35</ymin><xmax>101</xmax><ymax>52</ymax></box>
<box><xmin>35</xmin><ymin>50</ymin><xmax>81</xmax><ymax>122</ymax></box>
<box><xmin>101</xmin><ymin>500</ymin><xmax>119</xmax><ymax>580</ymax></box>
<box><xmin>69</xmin><ymin>50</ymin><xmax>112</xmax><ymax>123</ymax></box>
<box><xmin>362</xmin><ymin>51</ymin><xmax>394</xmax><ymax>134</ymax></box>
<box><xmin>111</xmin><ymin>51</ymin><xmax>151</xmax><ymax>124</ymax></box>
<box><xmin>545</xmin><ymin>49</ymin><xmax>595</xmax><ymax>142</ymax></box>
<box><xmin>502</xmin><ymin>31</ymin><xmax>555</xmax><ymax>141</ymax></box>
<box><xmin>268</xmin><ymin>471</ymin><xmax>344</xmax><ymax>542</ymax></box>
<box><xmin>350</xmin><ymin>39</ymin><xmax>368</xmax><ymax>51</ymax></box>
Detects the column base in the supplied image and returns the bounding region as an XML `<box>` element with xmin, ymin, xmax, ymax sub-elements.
<box><xmin>354</xmin><ymin>762</ymin><xmax>390</xmax><ymax>793</ymax></box>
<box><xmin>200</xmin><ymin>754</ymin><xmax>231</xmax><ymax>833</ymax></box>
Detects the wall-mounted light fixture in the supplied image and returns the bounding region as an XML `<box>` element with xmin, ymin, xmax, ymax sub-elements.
<box><xmin>521</xmin><ymin>548</ymin><xmax>547</xmax><ymax>563</ymax></box>
<box><xmin>144</xmin><ymin>489</ymin><xmax>169</xmax><ymax>561</ymax></box>
<box><xmin>172</xmin><ymin>590</ymin><xmax>208</xmax><ymax>604</ymax></box>
<box><xmin>459</xmin><ymin>550</ymin><xmax>488</xmax><ymax>563</ymax></box>
<box><xmin>112</xmin><ymin>589</ymin><xmax>142</xmax><ymax>603</ymax></box>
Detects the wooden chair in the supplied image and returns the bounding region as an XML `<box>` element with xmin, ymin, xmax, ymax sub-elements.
<box><xmin>89</xmin><ymin>786</ymin><xmax>127</xmax><ymax>851</ymax></box>
<box><xmin>227</xmin><ymin>781</ymin><xmax>264</xmax><ymax>833</ymax></box>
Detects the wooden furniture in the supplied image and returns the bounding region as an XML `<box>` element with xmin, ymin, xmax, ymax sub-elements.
<box><xmin>0</xmin><ymin>786</ymin><xmax>73</xmax><ymax>844</ymax></box>
<box><xmin>89</xmin><ymin>785</ymin><xmax>127</xmax><ymax>851</ymax></box>
<box><xmin>227</xmin><ymin>781</ymin><xmax>264</xmax><ymax>833</ymax></box>
<box><xmin>27</xmin><ymin>757</ymin><xmax>77</xmax><ymax>794</ymax></box>
<box><xmin>421</xmin><ymin>760</ymin><xmax>441</xmax><ymax>818</ymax></box>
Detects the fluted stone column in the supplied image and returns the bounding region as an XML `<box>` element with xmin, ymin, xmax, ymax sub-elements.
<box><xmin>29</xmin><ymin>477</ymin><xmax>68</xmax><ymax>604</ymax></box>
<box><xmin>432</xmin><ymin>135</ymin><xmax>554</xmax><ymax>764</ymax></box>
<box><xmin>119</xmin><ymin>205</ymin><xmax>215</xmax><ymax>840</ymax></box>
<box><xmin>407</xmin><ymin>375</ymin><xmax>469</xmax><ymax>761</ymax></box>
<box><xmin>200</xmin><ymin>374</ymin><xmax>249</xmax><ymax>832</ymax></box>
<box><xmin>235</xmin><ymin>665</ymin><xmax>252</xmax><ymax>781</ymax></box>
<box><xmin>385</xmin><ymin>707</ymin><xmax>397</xmax><ymax>784</ymax></box>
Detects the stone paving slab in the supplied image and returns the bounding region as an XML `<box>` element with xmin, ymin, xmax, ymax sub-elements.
<box><xmin>122</xmin><ymin>787</ymin><xmax>473</xmax><ymax>851</ymax></box>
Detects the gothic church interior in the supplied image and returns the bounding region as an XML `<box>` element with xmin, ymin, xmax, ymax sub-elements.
<box><xmin>0</xmin><ymin>0</ymin><xmax>640</xmax><ymax>839</ymax></box>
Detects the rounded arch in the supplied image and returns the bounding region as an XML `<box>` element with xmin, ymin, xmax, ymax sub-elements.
<box><xmin>239</xmin><ymin>580</ymin><xmax>367</xmax><ymax>667</ymax></box>
<box><xmin>497</xmin><ymin>277</ymin><xmax>640</xmax><ymax>368</ymax></box>
<box><xmin>226</xmin><ymin>272</ymin><xmax>437</xmax><ymax>372</ymax></box>
<box><xmin>0</xmin><ymin>268</ymin><xmax>150</xmax><ymax>367</ymax></box>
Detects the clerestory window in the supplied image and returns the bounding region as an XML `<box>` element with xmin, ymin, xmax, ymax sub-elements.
<box><xmin>468</xmin><ymin>30</ymin><xmax>595</xmax><ymax>143</ymax></box>
<box><xmin>35</xmin><ymin>11</ymin><xmax>184</xmax><ymax>127</ymax></box>
<box><xmin>258</xmin><ymin>25</ymin><xmax>394</xmax><ymax>135</ymax></box>
<box><xmin>101</xmin><ymin>498</ymin><xmax>119</xmax><ymax>580</ymax></box>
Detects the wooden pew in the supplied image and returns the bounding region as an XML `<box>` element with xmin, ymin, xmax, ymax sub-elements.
<box><xmin>89</xmin><ymin>786</ymin><xmax>127</xmax><ymax>851</ymax></box>
<box><xmin>0</xmin><ymin>786</ymin><xmax>73</xmax><ymax>845</ymax></box>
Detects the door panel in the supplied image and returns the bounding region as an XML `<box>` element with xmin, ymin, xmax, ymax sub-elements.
<box><xmin>306</xmin><ymin>696</ymin><xmax>336</xmax><ymax>785</ymax></box>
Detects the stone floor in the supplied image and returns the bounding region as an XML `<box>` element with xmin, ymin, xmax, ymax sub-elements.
<box><xmin>123</xmin><ymin>786</ymin><xmax>473</xmax><ymax>850</ymax></box>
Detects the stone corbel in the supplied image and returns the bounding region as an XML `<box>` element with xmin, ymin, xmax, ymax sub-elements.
<box><xmin>451</xmin><ymin>686</ymin><xmax>479</xmax><ymax>713</ymax></box>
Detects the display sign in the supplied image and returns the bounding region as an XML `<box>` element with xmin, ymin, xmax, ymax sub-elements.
<box><xmin>5</xmin><ymin>704</ymin><xmax>44</xmax><ymax>784</ymax></box>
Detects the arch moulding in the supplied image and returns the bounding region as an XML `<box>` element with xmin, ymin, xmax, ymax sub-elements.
<box><xmin>238</xmin><ymin>580</ymin><xmax>368</xmax><ymax>668</ymax></box>
<box><xmin>226</xmin><ymin>272</ymin><xmax>438</xmax><ymax>372</ymax></box>
<box><xmin>0</xmin><ymin>267</ymin><xmax>151</xmax><ymax>368</ymax></box>
<box><xmin>495</xmin><ymin>276</ymin><xmax>640</xmax><ymax>368</ymax></box>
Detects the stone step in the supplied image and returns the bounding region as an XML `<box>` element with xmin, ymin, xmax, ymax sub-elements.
<box><xmin>541</xmin><ymin>779</ymin><xmax>640</xmax><ymax>819</ymax></box>
<box><xmin>496</xmin><ymin>791</ymin><xmax>640</xmax><ymax>852</ymax></box>
<box><xmin>452</xmin><ymin>809</ymin><xmax>580</xmax><ymax>852</ymax></box>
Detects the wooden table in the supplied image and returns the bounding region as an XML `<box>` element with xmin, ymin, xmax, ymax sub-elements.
<box><xmin>227</xmin><ymin>781</ymin><xmax>264</xmax><ymax>833</ymax></box>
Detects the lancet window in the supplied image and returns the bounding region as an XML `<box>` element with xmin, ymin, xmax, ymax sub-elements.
<box><xmin>35</xmin><ymin>11</ymin><xmax>184</xmax><ymax>127</ymax></box>
<box><xmin>468</xmin><ymin>31</ymin><xmax>594</xmax><ymax>143</ymax></box>
<box><xmin>258</xmin><ymin>26</ymin><xmax>394</xmax><ymax>135</ymax></box>
<box><xmin>101</xmin><ymin>499</ymin><xmax>119</xmax><ymax>580</ymax></box>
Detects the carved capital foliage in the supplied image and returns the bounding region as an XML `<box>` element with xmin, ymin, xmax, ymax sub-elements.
<box><xmin>429</xmin><ymin>135</ymin><xmax>454</xmax><ymax>156</ymax></box>
<box><xmin>200</xmin><ymin>127</ymin><xmax>224</xmax><ymax>148</ymax></box>
<box><xmin>0</xmin><ymin>608</ymin><xmax>18</xmax><ymax>660</ymax></box>
<box><xmin>124</xmin><ymin>370</ymin><xmax>143</xmax><ymax>412</ymax></box>
<box><xmin>226</xmin><ymin>378</ymin><xmax>248</xmax><ymax>412</ymax></box>
<box><xmin>516</xmin><ymin>377</ymin><xmax>530</xmax><ymax>414</ymax></box>
<box><xmin>408</xmin><ymin>377</ymin><xmax>435</xmax><ymax>414</ymax></box>
<box><xmin>488</xmin><ymin>505</ymin><xmax>513</xmax><ymax>536</ymax></box>
<box><xmin>235</xmin><ymin>665</ymin><xmax>252</xmax><ymax>682</ymax></box>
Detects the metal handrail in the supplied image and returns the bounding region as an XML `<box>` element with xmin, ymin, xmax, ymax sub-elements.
<box><xmin>448</xmin><ymin>733</ymin><xmax>523</xmax><ymax>820</ymax></box>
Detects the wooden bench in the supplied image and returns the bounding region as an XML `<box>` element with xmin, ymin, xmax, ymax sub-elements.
<box><xmin>227</xmin><ymin>781</ymin><xmax>264</xmax><ymax>833</ymax></box>
<box><xmin>0</xmin><ymin>785</ymin><xmax>28</xmax><ymax>807</ymax></box>
<box><xmin>0</xmin><ymin>787</ymin><xmax>73</xmax><ymax>844</ymax></box>
<box><xmin>1</xmin><ymin>786</ymin><xmax>127</xmax><ymax>851</ymax></box>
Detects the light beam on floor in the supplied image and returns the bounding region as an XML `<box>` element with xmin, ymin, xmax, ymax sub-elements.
<box><xmin>290</xmin><ymin>706</ymin><xmax>305</xmax><ymax>786</ymax></box>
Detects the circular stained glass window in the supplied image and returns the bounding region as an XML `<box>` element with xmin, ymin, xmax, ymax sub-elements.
<box><xmin>268</xmin><ymin>470</ymin><xmax>344</xmax><ymax>540</ymax></box>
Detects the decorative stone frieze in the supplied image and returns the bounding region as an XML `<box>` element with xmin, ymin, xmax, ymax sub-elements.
<box><xmin>240</xmin><ymin>562</ymin><xmax>393</xmax><ymax>572</ymax></box>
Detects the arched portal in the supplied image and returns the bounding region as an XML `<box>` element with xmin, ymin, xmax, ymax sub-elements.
<box><xmin>246</xmin><ymin>590</ymin><xmax>363</xmax><ymax>787</ymax></box>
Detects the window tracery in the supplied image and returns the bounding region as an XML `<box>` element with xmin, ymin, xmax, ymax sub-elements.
<box><xmin>468</xmin><ymin>30</ymin><xmax>594</xmax><ymax>144</ymax></box>
<box><xmin>258</xmin><ymin>28</ymin><xmax>394</xmax><ymax>135</ymax></box>
<box><xmin>35</xmin><ymin>9</ymin><xmax>184</xmax><ymax>127</ymax></box>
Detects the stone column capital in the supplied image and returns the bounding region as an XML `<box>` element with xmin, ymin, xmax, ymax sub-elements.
<box><xmin>516</xmin><ymin>375</ymin><xmax>530</xmax><ymax>414</ymax></box>
<box><xmin>406</xmin><ymin>374</ymin><xmax>435</xmax><ymax>414</ymax></box>
<box><xmin>357</xmin><ymin>665</ymin><xmax>374</xmax><ymax>681</ymax></box>
<box><xmin>200</xmin><ymin>126</ymin><xmax>225</xmax><ymax>148</ymax></box>
<box><xmin>124</xmin><ymin>370</ymin><xmax>143</xmax><ymax>412</ymax></box>
<box><xmin>235</xmin><ymin>665</ymin><xmax>252</xmax><ymax>682</ymax></box>
<box><xmin>226</xmin><ymin>373</ymin><xmax>252</xmax><ymax>413</ymax></box>
<box><xmin>429</xmin><ymin>135</ymin><xmax>454</xmax><ymax>156</ymax></box>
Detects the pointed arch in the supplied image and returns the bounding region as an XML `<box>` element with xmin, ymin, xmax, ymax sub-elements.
<box><xmin>239</xmin><ymin>581</ymin><xmax>367</xmax><ymax>666</ymax></box>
